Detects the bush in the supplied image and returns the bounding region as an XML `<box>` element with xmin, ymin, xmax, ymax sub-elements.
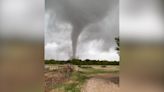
<box><xmin>101</xmin><ymin>65</ymin><xmax>107</xmax><ymax>68</ymax></box>
<box><xmin>79</xmin><ymin>66</ymin><xmax>92</xmax><ymax>69</ymax></box>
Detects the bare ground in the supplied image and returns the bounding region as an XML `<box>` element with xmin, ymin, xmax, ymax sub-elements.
<box><xmin>81</xmin><ymin>74</ymin><xmax>119</xmax><ymax>92</ymax></box>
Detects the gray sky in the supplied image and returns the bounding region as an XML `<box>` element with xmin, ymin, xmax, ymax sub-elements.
<box><xmin>120</xmin><ymin>0</ymin><xmax>164</xmax><ymax>42</ymax></box>
<box><xmin>1</xmin><ymin>0</ymin><xmax>163</xmax><ymax>61</ymax></box>
<box><xmin>45</xmin><ymin>0</ymin><xmax>119</xmax><ymax>61</ymax></box>
<box><xmin>0</xmin><ymin>0</ymin><xmax>44</xmax><ymax>41</ymax></box>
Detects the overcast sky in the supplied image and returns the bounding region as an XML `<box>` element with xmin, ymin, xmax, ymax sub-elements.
<box><xmin>1</xmin><ymin>0</ymin><xmax>163</xmax><ymax>61</ymax></box>
<box><xmin>45</xmin><ymin>0</ymin><xmax>119</xmax><ymax>61</ymax></box>
<box><xmin>0</xmin><ymin>0</ymin><xmax>44</xmax><ymax>40</ymax></box>
<box><xmin>120</xmin><ymin>0</ymin><xmax>164</xmax><ymax>42</ymax></box>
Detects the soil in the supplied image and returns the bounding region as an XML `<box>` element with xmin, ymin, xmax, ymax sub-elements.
<box><xmin>81</xmin><ymin>74</ymin><xmax>119</xmax><ymax>92</ymax></box>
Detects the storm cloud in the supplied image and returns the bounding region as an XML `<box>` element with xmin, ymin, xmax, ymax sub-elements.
<box><xmin>45</xmin><ymin>0</ymin><xmax>119</xmax><ymax>60</ymax></box>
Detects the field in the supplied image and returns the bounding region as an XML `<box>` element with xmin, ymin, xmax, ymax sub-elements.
<box><xmin>45</xmin><ymin>65</ymin><xmax>119</xmax><ymax>92</ymax></box>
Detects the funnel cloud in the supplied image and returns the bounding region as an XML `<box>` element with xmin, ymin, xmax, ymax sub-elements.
<box><xmin>45</xmin><ymin>0</ymin><xmax>119</xmax><ymax>60</ymax></box>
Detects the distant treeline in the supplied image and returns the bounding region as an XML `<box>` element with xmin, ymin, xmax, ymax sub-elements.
<box><xmin>45</xmin><ymin>59</ymin><xmax>119</xmax><ymax>65</ymax></box>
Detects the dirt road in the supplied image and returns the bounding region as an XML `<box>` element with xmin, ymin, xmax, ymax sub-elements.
<box><xmin>81</xmin><ymin>74</ymin><xmax>119</xmax><ymax>92</ymax></box>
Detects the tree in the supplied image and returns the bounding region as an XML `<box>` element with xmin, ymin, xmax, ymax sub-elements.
<box><xmin>115</xmin><ymin>37</ymin><xmax>120</xmax><ymax>52</ymax></box>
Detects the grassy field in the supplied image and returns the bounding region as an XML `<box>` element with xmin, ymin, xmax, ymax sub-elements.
<box><xmin>45</xmin><ymin>65</ymin><xmax>119</xmax><ymax>92</ymax></box>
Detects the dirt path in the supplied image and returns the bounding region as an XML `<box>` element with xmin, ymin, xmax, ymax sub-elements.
<box><xmin>81</xmin><ymin>74</ymin><xmax>119</xmax><ymax>92</ymax></box>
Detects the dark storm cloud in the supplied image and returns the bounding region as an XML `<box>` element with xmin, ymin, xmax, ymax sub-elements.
<box><xmin>79</xmin><ymin>7</ymin><xmax>119</xmax><ymax>51</ymax></box>
<box><xmin>45</xmin><ymin>0</ymin><xmax>118</xmax><ymax>58</ymax></box>
<box><xmin>45</xmin><ymin>0</ymin><xmax>119</xmax><ymax>60</ymax></box>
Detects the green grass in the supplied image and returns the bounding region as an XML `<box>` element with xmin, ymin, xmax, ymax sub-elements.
<box><xmin>62</xmin><ymin>71</ymin><xmax>89</xmax><ymax>92</ymax></box>
<box><xmin>64</xmin><ymin>83</ymin><xmax>80</xmax><ymax>92</ymax></box>
<box><xmin>81</xmin><ymin>67</ymin><xmax>119</xmax><ymax>75</ymax></box>
<box><xmin>72</xmin><ymin>71</ymin><xmax>89</xmax><ymax>84</ymax></box>
<box><xmin>54</xmin><ymin>71</ymin><xmax>89</xmax><ymax>92</ymax></box>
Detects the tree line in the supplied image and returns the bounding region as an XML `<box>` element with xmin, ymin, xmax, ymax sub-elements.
<box><xmin>45</xmin><ymin>59</ymin><xmax>119</xmax><ymax>65</ymax></box>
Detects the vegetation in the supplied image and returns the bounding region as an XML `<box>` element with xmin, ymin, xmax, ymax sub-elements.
<box><xmin>115</xmin><ymin>37</ymin><xmax>120</xmax><ymax>52</ymax></box>
<box><xmin>45</xmin><ymin>65</ymin><xmax>119</xmax><ymax>92</ymax></box>
<box><xmin>45</xmin><ymin>59</ymin><xmax>119</xmax><ymax>65</ymax></box>
<box><xmin>45</xmin><ymin>37</ymin><xmax>120</xmax><ymax>92</ymax></box>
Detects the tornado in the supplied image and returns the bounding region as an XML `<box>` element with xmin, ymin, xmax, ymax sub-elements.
<box><xmin>71</xmin><ymin>25</ymin><xmax>84</xmax><ymax>59</ymax></box>
<box><xmin>46</xmin><ymin>0</ymin><xmax>118</xmax><ymax>59</ymax></box>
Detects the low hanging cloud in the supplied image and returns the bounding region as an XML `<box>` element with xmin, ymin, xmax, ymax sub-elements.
<box><xmin>45</xmin><ymin>0</ymin><xmax>119</xmax><ymax>61</ymax></box>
